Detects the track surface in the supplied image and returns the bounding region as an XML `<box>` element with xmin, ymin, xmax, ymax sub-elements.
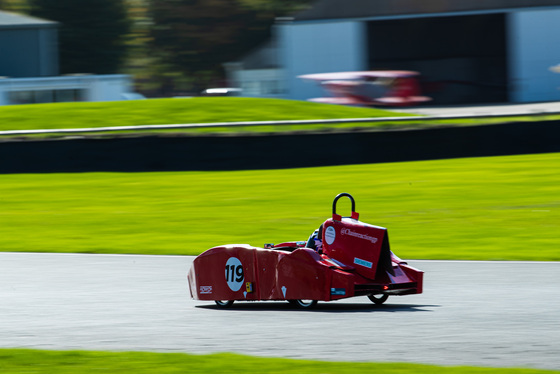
<box><xmin>399</xmin><ymin>100</ymin><xmax>560</xmax><ymax>116</ymax></box>
<box><xmin>1</xmin><ymin>253</ymin><xmax>559</xmax><ymax>369</ymax></box>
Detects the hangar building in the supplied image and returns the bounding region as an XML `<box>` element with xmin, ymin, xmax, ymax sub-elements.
<box><xmin>0</xmin><ymin>10</ymin><xmax>58</xmax><ymax>77</ymax></box>
<box><xmin>278</xmin><ymin>0</ymin><xmax>560</xmax><ymax>104</ymax></box>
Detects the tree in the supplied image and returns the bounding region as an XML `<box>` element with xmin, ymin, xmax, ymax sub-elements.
<box><xmin>149</xmin><ymin>0</ymin><xmax>310</xmax><ymax>92</ymax></box>
<box><xmin>0</xmin><ymin>0</ymin><xmax>29</xmax><ymax>12</ymax></box>
<box><xmin>28</xmin><ymin>0</ymin><xmax>130</xmax><ymax>74</ymax></box>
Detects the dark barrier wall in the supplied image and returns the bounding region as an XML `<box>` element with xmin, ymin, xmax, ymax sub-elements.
<box><xmin>1</xmin><ymin>120</ymin><xmax>560</xmax><ymax>173</ymax></box>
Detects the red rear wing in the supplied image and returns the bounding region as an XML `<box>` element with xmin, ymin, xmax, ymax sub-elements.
<box><xmin>322</xmin><ymin>218</ymin><xmax>387</xmax><ymax>280</ymax></box>
<box><xmin>321</xmin><ymin>193</ymin><xmax>388</xmax><ymax>280</ymax></box>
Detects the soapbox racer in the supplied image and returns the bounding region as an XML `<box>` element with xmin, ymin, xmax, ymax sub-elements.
<box><xmin>188</xmin><ymin>193</ymin><xmax>423</xmax><ymax>308</ymax></box>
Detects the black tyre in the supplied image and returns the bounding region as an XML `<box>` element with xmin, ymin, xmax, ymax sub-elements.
<box><xmin>367</xmin><ymin>294</ymin><xmax>389</xmax><ymax>305</ymax></box>
<box><xmin>288</xmin><ymin>299</ymin><xmax>318</xmax><ymax>309</ymax></box>
<box><xmin>215</xmin><ymin>300</ymin><xmax>234</xmax><ymax>308</ymax></box>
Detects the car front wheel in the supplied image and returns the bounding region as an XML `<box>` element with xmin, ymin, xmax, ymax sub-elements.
<box><xmin>215</xmin><ymin>300</ymin><xmax>234</xmax><ymax>308</ymax></box>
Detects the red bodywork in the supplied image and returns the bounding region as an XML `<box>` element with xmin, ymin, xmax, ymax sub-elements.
<box><xmin>298</xmin><ymin>70</ymin><xmax>432</xmax><ymax>107</ymax></box>
<box><xmin>188</xmin><ymin>194</ymin><xmax>423</xmax><ymax>305</ymax></box>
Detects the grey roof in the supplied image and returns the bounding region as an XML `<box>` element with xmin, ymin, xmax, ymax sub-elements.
<box><xmin>0</xmin><ymin>10</ymin><xmax>57</xmax><ymax>29</ymax></box>
<box><xmin>295</xmin><ymin>0</ymin><xmax>560</xmax><ymax>21</ymax></box>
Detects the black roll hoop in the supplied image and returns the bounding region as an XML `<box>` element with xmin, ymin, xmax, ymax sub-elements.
<box><xmin>332</xmin><ymin>192</ymin><xmax>356</xmax><ymax>217</ymax></box>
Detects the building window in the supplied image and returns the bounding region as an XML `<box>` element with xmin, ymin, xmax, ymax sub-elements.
<box><xmin>9</xmin><ymin>91</ymin><xmax>34</xmax><ymax>105</ymax></box>
<box><xmin>8</xmin><ymin>89</ymin><xmax>86</xmax><ymax>105</ymax></box>
<box><xmin>242</xmin><ymin>82</ymin><xmax>260</xmax><ymax>96</ymax></box>
<box><xmin>35</xmin><ymin>90</ymin><xmax>53</xmax><ymax>103</ymax></box>
<box><xmin>261</xmin><ymin>80</ymin><xmax>285</xmax><ymax>95</ymax></box>
<box><xmin>55</xmin><ymin>89</ymin><xmax>85</xmax><ymax>102</ymax></box>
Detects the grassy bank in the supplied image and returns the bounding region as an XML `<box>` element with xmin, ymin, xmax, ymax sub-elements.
<box><xmin>0</xmin><ymin>349</ymin><xmax>557</xmax><ymax>374</ymax></box>
<box><xmin>0</xmin><ymin>97</ymin><xmax>410</xmax><ymax>134</ymax></box>
<box><xmin>1</xmin><ymin>153</ymin><xmax>558</xmax><ymax>260</ymax></box>
<box><xmin>1</xmin><ymin>97</ymin><xmax>557</xmax><ymax>138</ymax></box>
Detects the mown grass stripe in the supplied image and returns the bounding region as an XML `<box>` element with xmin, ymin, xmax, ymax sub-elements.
<box><xmin>0</xmin><ymin>349</ymin><xmax>557</xmax><ymax>374</ymax></box>
<box><xmin>1</xmin><ymin>153</ymin><xmax>558</xmax><ymax>260</ymax></box>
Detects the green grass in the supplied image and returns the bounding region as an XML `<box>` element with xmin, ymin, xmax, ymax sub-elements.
<box><xmin>1</xmin><ymin>153</ymin><xmax>559</xmax><ymax>260</ymax></box>
<box><xmin>0</xmin><ymin>349</ymin><xmax>557</xmax><ymax>374</ymax></box>
<box><xmin>0</xmin><ymin>97</ymin><xmax>411</xmax><ymax>134</ymax></box>
<box><xmin>1</xmin><ymin>97</ymin><xmax>558</xmax><ymax>139</ymax></box>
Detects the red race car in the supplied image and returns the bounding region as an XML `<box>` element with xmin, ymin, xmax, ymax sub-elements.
<box><xmin>188</xmin><ymin>193</ymin><xmax>423</xmax><ymax>308</ymax></box>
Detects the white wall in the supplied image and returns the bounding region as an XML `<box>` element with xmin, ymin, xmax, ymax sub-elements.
<box><xmin>88</xmin><ymin>75</ymin><xmax>132</xmax><ymax>101</ymax></box>
<box><xmin>237</xmin><ymin>68</ymin><xmax>286</xmax><ymax>98</ymax></box>
<box><xmin>0</xmin><ymin>75</ymin><xmax>134</xmax><ymax>105</ymax></box>
<box><xmin>509</xmin><ymin>9</ymin><xmax>560</xmax><ymax>102</ymax></box>
<box><xmin>280</xmin><ymin>21</ymin><xmax>366</xmax><ymax>101</ymax></box>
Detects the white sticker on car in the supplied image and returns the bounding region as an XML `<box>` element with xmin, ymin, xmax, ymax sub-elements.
<box><xmin>325</xmin><ymin>226</ymin><xmax>336</xmax><ymax>245</ymax></box>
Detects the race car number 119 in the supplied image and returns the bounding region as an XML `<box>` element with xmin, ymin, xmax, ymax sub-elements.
<box><xmin>225</xmin><ymin>257</ymin><xmax>244</xmax><ymax>291</ymax></box>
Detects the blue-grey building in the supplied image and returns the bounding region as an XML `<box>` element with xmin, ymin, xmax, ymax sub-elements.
<box><xmin>0</xmin><ymin>10</ymin><xmax>58</xmax><ymax>78</ymax></box>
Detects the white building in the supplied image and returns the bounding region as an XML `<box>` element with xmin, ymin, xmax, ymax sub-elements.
<box><xmin>267</xmin><ymin>0</ymin><xmax>560</xmax><ymax>105</ymax></box>
<box><xmin>0</xmin><ymin>75</ymin><xmax>134</xmax><ymax>105</ymax></box>
<box><xmin>224</xmin><ymin>38</ymin><xmax>286</xmax><ymax>99</ymax></box>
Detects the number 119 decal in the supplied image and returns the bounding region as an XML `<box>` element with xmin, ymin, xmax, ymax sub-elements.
<box><xmin>225</xmin><ymin>257</ymin><xmax>244</xmax><ymax>291</ymax></box>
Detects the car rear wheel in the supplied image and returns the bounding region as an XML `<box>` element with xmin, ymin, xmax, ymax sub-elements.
<box><xmin>289</xmin><ymin>299</ymin><xmax>318</xmax><ymax>309</ymax></box>
<box><xmin>367</xmin><ymin>294</ymin><xmax>389</xmax><ymax>305</ymax></box>
<box><xmin>215</xmin><ymin>300</ymin><xmax>234</xmax><ymax>308</ymax></box>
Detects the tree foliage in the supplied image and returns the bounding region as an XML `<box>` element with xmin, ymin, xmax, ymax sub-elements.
<box><xmin>28</xmin><ymin>0</ymin><xmax>130</xmax><ymax>74</ymax></box>
<box><xmin>149</xmin><ymin>0</ymin><xmax>310</xmax><ymax>91</ymax></box>
<box><xmin>0</xmin><ymin>0</ymin><xmax>28</xmax><ymax>12</ymax></box>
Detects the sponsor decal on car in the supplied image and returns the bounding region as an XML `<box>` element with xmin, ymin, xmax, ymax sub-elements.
<box><xmin>354</xmin><ymin>257</ymin><xmax>373</xmax><ymax>268</ymax></box>
<box><xmin>200</xmin><ymin>286</ymin><xmax>213</xmax><ymax>294</ymax></box>
<box><xmin>330</xmin><ymin>288</ymin><xmax>346</xmax><ymax>295</ymax></box>
<box><xmin>341</xmin><ymin>228</ymin><xmax>378</xmax><ymax>243</ymax></box>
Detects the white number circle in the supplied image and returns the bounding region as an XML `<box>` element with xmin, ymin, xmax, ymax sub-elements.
<box><xmin>225</xmin><ymin>257</ymin><xmax>244</xmax><ymax>292</ymax></box>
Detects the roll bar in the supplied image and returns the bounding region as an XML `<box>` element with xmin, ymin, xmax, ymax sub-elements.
<box><xmin>332</xmin><ymin>193</ymin><xmax>359</xmax><ymax>221</ymax></box>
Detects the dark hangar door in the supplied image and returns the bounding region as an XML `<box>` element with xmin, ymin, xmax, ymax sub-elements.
<box><xmin>367</xmin><ymin>14</ymin><xmax>508</xmax><ymax>104</ymax></box>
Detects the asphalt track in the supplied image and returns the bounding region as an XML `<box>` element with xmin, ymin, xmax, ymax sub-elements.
<box><xmin>1</xmin><ymin>252</ymin><xmax>559</xmax><ymax>370</ymax></box>
<box><xmin>399</xmin><ymin>100</ymin><xmax>560</xmax><ymax>116</ymax></box>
